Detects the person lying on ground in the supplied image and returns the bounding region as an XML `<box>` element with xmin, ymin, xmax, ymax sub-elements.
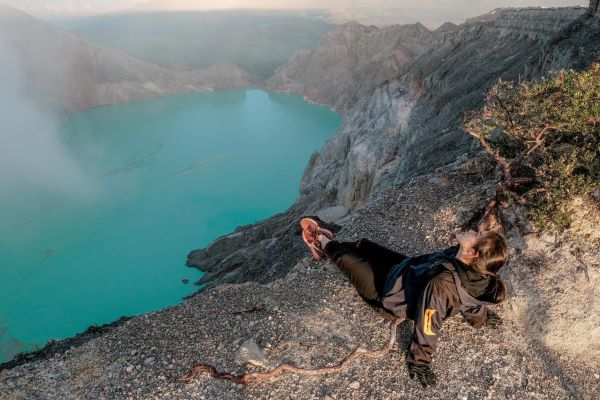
<box><xmin>300</xmin><ymin>218</ymin><xmax>508</xmax><ymax>388</ymax></box>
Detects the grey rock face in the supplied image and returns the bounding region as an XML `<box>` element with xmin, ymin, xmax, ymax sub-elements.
<box><xmin>462</xmin><ymin>7</ymin><xmax>587</xmax><ymax>40</ymax></box>
<box><xmin>0</xmin><ymin>6</ymin><xmax>255</xmax><ymax>114</ymax></box>
<box><xmin>300</xmin><ymin>7</ymin><xmax>588</xmax><ymax>210</ymax></box>
<box><xmin>300</xmin><ymin>80</ymin><xmax>417</xmax><ymax>208</ymax></box>
<box><xmin>590</xmin><ymin>0</ymin><xmax>599</xmax><ymax>15</ymax></box>
<box><xmin>264</xmin><ymin>21</ymin><xmax>432</xmax><ymax>113</ymax></box>
<box><xmin>532</xmin><ymin>6</ymin><xmax>600</xmax><ymax>75</ymax></box>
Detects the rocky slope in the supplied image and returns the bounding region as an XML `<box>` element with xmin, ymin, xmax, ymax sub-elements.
<box><xmin>0</xmin><ymin>5</ymin><xmax>256</xmax><ymax>115</ymax></box>
<box><xmin>188</xmin><ymin>7</ymin><xmax>597</xmax><ymax>288</ymax></box>
<box><xmin>2</xmin><ymin>158</ymin><xmax>598</xmax><ymax>399</ymax></box>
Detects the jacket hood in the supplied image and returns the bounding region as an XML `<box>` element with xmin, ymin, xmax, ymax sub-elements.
<box><xmin>442</xmin><ymin>262</ymin><xmax>505</xmax><ymax>306</ymax></box>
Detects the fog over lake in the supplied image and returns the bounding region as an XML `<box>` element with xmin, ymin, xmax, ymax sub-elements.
<box><xmin>0</xmin><ymin>89</ymin><xmax>341</xmax><ymax>362</ymax></box>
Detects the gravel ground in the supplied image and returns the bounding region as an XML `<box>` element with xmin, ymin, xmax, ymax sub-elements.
<box><xmin>1</xmin><ymin>159</ymin><xmax>598</xmax><ymax>400</ymax></box>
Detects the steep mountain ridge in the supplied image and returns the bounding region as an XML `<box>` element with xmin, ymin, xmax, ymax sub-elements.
<box><xmin>264</xmin><ymin>8</ymin><xmax>587</xmax><ymax>115</ymax></box>
<box><xmin>463</xmin><ymin>7</ymin><xmax>587</xmax><ymax>40</ymax></box>
<box><xmin>187</xmin><ymin>7</ymin><xmax>597</xmax><ymax>288</ymax></box>
<box><xmin>0</xmin><ymin>5</ymin><xmax>255</xmax><ymax>114</ymax></box>
<box><xmin>299</xmin><ymin>7</ymin><xmax>589</xmax><ymax>209</ymax></box>
<box><xmin>264</xmin><ymin>21</ymin><xmax>433</xmax><ymax>113</ymax></box>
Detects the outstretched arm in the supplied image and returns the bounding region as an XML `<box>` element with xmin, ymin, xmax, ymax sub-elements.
<box><xmin>462</xmin><ymin>306</ymin><xmax>503</xmax><ymax>328</ymax></box>
<box><xmin>461</xmin><ymin>305</ymin><xmax>488</xmax><ymax>328</ymax></box>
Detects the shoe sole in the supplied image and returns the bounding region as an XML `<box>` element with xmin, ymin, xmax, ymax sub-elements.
<box><xmin>300</xmin><ymin>218</ymin><xmax>333</xmax><ymax>260</ymax></box>
<box><xmin>302</xmin><ymin>230</ymin><xmax>325</xmax><ymax>260</ymax></box>
<box><xmin>300</xmin><ymin>218</ymin><xmax>333</xmax><ymax>239</ymax></box>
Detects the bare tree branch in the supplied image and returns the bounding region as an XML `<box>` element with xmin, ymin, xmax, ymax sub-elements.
<box><xmin>462</xmin><ymin>112</ymin><xmax>513</xmax><ymax>182</ymax></box>
<box><xmin>526</xmin><ymin>125</ymin><xmax>557</xmax><ymax>155</ymax></box>
<box><xmin>511</xmin><ymin>125</ymin><xmax>556</xmax><ymax>171</ymax></box>
<box><xmin>493</xmin><ymin>92</ymin><xmax>515</xmax><ymax>130</ymax></box>
<box><xmin>177</xmin><ymin>319</ymin><xmax>403</xmax><ymax>385</ymax></box>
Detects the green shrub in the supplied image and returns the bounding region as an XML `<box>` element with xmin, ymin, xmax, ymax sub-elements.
<box><xmin>463</xmin><ymin>63</ymin><xmax>600</xmax><ymax>230</ymax></box>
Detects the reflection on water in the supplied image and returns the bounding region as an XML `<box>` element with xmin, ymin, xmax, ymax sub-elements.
<box><xmin>176</xmin><ymin>153</ymin><xmax>231</xmax><ymax>175</ymax></box>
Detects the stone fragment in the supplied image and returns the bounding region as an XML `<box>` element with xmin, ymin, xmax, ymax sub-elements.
<box><xmin>316</xmin><ymin>205</ymin><xmax>349</xmax><ymax>223</ymax></box>
<box><xmin>237</xmin><ymin>339</ymin><xmax>275</xmax><ymax>368</ymax></box>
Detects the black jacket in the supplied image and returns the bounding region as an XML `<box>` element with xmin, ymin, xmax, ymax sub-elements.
<box><xmin>381</xmin><ymin>246</ymin><xmax>506</xmax><ymax>366</ymax></box>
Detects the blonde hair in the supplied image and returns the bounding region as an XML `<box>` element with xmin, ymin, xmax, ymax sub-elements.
<box><xmin>472</xmin><ymin>231</ymin><xmax>509</xmax><ymax>276</ymax></box>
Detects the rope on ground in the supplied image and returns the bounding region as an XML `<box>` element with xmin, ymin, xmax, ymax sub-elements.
<box><xmin>177</xmin><ymin>318</ymin><xmax>403</xmax><ymax>385</ymax></box>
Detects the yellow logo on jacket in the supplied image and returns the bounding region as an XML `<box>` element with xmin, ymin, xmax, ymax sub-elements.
<box><xmin>423</xmin><ymin>308</ymin><xmax>437</xmax><ymax>336</ymax></box>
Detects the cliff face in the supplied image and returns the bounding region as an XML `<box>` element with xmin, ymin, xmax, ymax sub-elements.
<box><xmin>187</xmin><ymin>7</ymin><xmax>597</xmax><ymax>287</ymax></box>
<box><xmin>0</xmin><ymin>6</ymin><xmax>255</xmax><ymax>114</ymax></box>
<box><xmin>532</xmin><ymin>5</ymin><xmax>600</xmax><ymax>75</ymax></box>
<box><xmin>299</xmin><ymin>8</ymin><xmax>588</xmax><ymax>210</ymax></box>
<box><xmin>264</xmin><ymin>21</ymin><xmax>432</xmax><ymax>113</ymax></box>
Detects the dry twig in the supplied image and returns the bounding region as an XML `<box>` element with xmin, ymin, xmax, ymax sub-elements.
<box><xmin>177</xmin><ymin>319</ymin><xmax>403</xmax><ymax>385</ymax></box>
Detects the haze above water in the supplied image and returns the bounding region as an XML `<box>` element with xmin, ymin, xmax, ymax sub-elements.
<box><xmin>0</xmin><ymin>89</ymin><xmax>341</xmax><ymax>363</ymax></box>
<box><xmin>63</xmin><ymin>11</ymin><xmax>333</xmax><ymax>79</ymax></box>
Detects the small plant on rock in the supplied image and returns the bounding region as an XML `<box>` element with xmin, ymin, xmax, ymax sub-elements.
<box><xmin>463</xmin><ymin>62</ymin><xmax>600</xmax><ymax>230</ymax></box>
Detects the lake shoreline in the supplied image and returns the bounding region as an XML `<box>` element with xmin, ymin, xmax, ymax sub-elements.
<box><xmin>0</xmin><ymin>317</ymin><xmax>131</xmax><ymax>371</ymax></box>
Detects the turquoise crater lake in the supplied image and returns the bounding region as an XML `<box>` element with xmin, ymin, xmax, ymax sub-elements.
<box><xmin>0</xmin><ymin>89</ymin><xmax>341</xmax><ymax>363</ymax></box>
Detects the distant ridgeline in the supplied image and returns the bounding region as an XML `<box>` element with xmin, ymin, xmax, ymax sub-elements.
<box><xmin>63</xmin><ymin>10</ymin><xmax>334</xmax><ymax>80</ymax></box>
